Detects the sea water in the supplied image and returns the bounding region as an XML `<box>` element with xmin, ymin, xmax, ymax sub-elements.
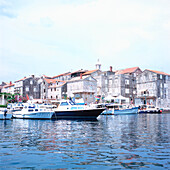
<box><xmin>0</xmin><ymin>113</ymin><xmax>170</xmax><ymax>169</ymax></box>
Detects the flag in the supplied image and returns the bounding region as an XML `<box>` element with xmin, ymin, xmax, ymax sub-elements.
<box><xmin>26</xmin><ymin>94</ymin><xmax>29</xmax><ymax>100</ymax></box>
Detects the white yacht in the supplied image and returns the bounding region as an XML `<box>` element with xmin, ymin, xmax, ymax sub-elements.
<box><xmin>139</xmin><ymin>105</ymin><xmax>162</xmax><ymax>113</ymax></box>
<box><xmin>9</xmin><ymin>103</ymin><xmax>54</xmax><ymax>119</ymax></box>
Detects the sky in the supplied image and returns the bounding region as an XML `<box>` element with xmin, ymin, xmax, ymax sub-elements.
<box><xmin>0</xmin><ymin>0</ymin><xmax>170</xmax><ymax>82</ymax></box>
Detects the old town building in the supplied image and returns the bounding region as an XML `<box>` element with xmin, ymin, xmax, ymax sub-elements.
<box><xmin>136</xmin><ymin>69</ymin><xmax>170</xmax><ymax>109</ymax></box>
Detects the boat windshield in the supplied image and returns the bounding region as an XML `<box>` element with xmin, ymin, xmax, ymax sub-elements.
<box><xmin>69</xmin><ymin>101</ymin><xmax>76</xmax><ymax>105</ymax></box>
<box><xmin>148</xmin><ymin>105</ymin><xmax>155</xmax><ymax>108</ymax></box>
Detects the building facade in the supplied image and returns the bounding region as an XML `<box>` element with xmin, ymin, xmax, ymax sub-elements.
<box><xmin>48</xmin><ymin>81</ymin><xmax>67</xmax><ymax>100</ymax></box>
<box><xmin>67</xmin><ymin>75</ymin><xmax>97</xmax><ymax>104</ymax></box>
<box><xmin>22</xmin><ymin>75</ymin><xmax>41</xmax><ymax>99</ymax></box>
<box><xmin>112</xmin><ymin>67</ymin><xmax>142</xmax><ymax>103</ymax></box>
<box><xmin>136</xmin><ymin>69</ymin><xmax>170</xmax><ymax>109</ymax></box>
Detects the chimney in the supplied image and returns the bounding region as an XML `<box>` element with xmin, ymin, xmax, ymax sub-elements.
<box><xmin>80</xmin><ymin>73</ymin><xmax>82</xmax><ymax>79</ymax></box>
<box><xmin>10</xmin><ymin>81</ymin><xmax>12</xmax><ymax>85</ymax></box>
<box><xmin>110</xmin><ymin>66</ymin><xmax>112</xmax><ymax>72</ymax></box>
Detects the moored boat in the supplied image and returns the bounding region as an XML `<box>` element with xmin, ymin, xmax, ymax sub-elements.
<box><xmin>139</xmin><ymin>105</ymin><xmax>162</xmax><ymax>113</ymax></box>
<box><xmin>9</xmin><ymin>103</ymin><xmax>54</xmax><ymax>119</ymax></box>
<box><xmin>101</xmin><ymin>104</ymin><xmax>138</xmax><ymax>115</ymax></box>
<box><xmin>52</xmin><ymin>100</ymin><xmax>105</xmax><ymax>119</ymax></box>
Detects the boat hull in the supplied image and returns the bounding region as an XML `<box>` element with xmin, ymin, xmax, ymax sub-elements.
<box><xmin>139</xmin><ymin>110</ymin><xmax>162</xmax><ymax>114</ymax></box>
<box><xmin>114</xmin><ymin>107</ymin><xmax>139</xmax><ymax>115</ymax></box>
<box><xmin>12</xmin><ymin>111</ymin><xmax>54</xmax><ymax>119</ymax></box>
<box><xmin>52</xmin><ymin>108</ymin><xmax>105</xmax><ymax>119</ymax></box>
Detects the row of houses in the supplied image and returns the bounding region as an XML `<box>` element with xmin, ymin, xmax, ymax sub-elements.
<box><xmin>0</xmin><ymin>62</ymin><xmax>170</xmax><ymax>109</ymax></box>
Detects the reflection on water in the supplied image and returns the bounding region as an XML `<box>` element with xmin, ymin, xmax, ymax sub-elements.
<box><xmin>0</xmin><ymin>114</ymin><xmax>170</xmax><ymax>169</ymax></box>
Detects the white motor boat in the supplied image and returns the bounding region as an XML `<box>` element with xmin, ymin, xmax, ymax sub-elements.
<box><xmin>9</xmin><ymin>103</ymin><xmax>54</xmax><ymax>119</ymax></box>
<box><xmin>139</xmin><ymin>105</ymin><xmax>162</xmax><ymax>113</ymax></box>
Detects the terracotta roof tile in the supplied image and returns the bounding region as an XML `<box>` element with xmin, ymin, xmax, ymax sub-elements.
<box><xmin>116</xmin><ymin>67</ymin><xmax>139</xmax><ymax>75</ymax></box>
<box><xmin>15</xmin><ymin>77</ymin><xmax>27</xmax><ymax>83</ymax></box>
<box><xmin>53</xmin><ymin>72</ymin><xmax>70</xmax><ymax>79</ymax></box>
<box><xmin>44</xmin><ymin>78</ymin><xmax>66</xmax><ymax>84</ymax></box>
<box><xmin>4</xmin><ymin>84</ymin><xmax>15</xmax><ymax>88</ymax></box>
<box><xmin>82</xmin><ymin>69</ymin><xmax>99</xmax><ymax>75</ymax></box>
<box><xmin>146</xmin><ymin>69</ymin><xmax>170</xmax><ymax>76</ymax></box>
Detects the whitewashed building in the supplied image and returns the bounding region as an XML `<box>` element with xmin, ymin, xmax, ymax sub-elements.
<box><xmin>136</xmin><ymin>69</ymin><xmax>170</xmax><ymax>109</ymax></box>
<box><xmin>14</xmin><ymin>77</ymin><xmax>27</xmax><ymax>95</ymax></box>
<box><xmin>48</xmin><ymin>80</ymin><xmax>67</xmax><ymax>100</ymax></box>
<box><xmin>1</xmin><ymin>82</ymin><xmax>15</xmax><ymax>94</ymax></box>
<box><xmin>67</xmin><ymin>75</ymin><xmax>97</xmax><ymax>104</ymax></box>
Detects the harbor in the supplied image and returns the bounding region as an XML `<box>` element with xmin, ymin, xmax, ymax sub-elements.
<box><xmin>0</xmin><ymin>0</ymin><xmax>170</xmax><ymax>169</ymax></box>
<box><xmin>0</xmin><ymin>113</ymin><xmax>170</xmax><ymax>169</ymax></box>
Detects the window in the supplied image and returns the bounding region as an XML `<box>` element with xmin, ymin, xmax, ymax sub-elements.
<box><xmin>56</xmin><ymin>95</ymin><xmax>58</xmax><ymax>99</ymax></box>
<box><xmin>114</xmin><ymin>80</ymin><xmax>118</xmax><ymax>84</ymax></box>
<box><xmin>44</xmin><ymin>89</ymin><xmax>46</xmax><ymax>93</ymax></box>
<box><xmin>160</xmin><ymin>75</ymin><xmax>162</xmax><ymax>79</ymax></box>
<box><xmin>30</xmin><ymin>80</ymin><xmax>33</xmax><ymax>85</ymax></box>
<box><xmin>26</xmin><ymin>87</ymin><xmax>29</xmax><ymax>91</ymax></box>
<box><xmin>34</xmin><ymin>87</ymin><xmax>37</xmax><ymax>92</ymax></box>
<box><xmin>125</xmin><ymin>79</ymin><xmax>129</xmax><ymax>85</ymax></box>
<box><xmin>60</xmin><ymin>102</ymin><xmax>69</xmax><ymax>106</ymax></box>
<box><xmin>51</xmin><ymin>88</ymin><xmax>52</xmax><ymax>92</ymax></box>
<box><xmin>125</xmin><ymin>89</ymin><xmax>129</xmax><ymax>93</ymax></box>
<box><xmin>90</xmin><ymin>93</ymin><xmax>92</xmax><ymax>98</ymax></box>
<box><xmin>51</xmin><ymin>96</ymin><xmax>52</xmax><ymax>99</ymax></box>
<box><xmin>54</xmin><ymin>88</ymin><xmax>56</xmax><ymax>91</ymax></box>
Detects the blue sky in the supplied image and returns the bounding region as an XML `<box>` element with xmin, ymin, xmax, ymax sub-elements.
<box><xmin>0</xmin><ymin>0</ymin><xmax>170</xmax><ymax>82</ymax></box>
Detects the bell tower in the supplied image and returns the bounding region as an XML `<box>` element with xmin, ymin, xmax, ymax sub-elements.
<box><xmin>96</xmin><ymin>59</ymin><xmax>101</xmax><ymax>70</ymax></box>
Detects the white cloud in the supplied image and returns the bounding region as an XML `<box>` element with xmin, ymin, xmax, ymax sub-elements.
<box><xmin>0</xmin><ymin>0</ymin><xmax>170</xmax><ymax>81</ymax></box>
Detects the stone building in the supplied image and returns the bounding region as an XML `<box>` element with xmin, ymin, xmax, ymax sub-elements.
<box><xmin>53</xmin><ymin>72</ymin><xmax>71</xmax><ymax>81</ymax></box>
<box><xmin>67</xmin><ymin>75</ymin><xmax>97</xmax><ymax>104</ymax></box>
<box><xmin>41</xmin><ymin>77</ymin><xmax>57</xmax><ymax>99</ymax></box>
<box><xmin>112</xmin><ymin>67</ymin><xmax>142</xmax><ymax>103</ymax></box>
<box><xmin>22</xmin><ymin>75</ymin><xmax>41</xmax><ymax>99</ymax></box>
<box><xmin>48</xmin><ymin>80</ymin><xmax>67</xmax><ymax>100</ymax></box>
<box><xmin>136</xmin><ymin>69</ymin><xmax>170</xmax><ymax>109</ymax></box>
<box><xmin>91</xmin><ymin>67</ymin><xmax>115</xmax><ymax>101</ymax></box>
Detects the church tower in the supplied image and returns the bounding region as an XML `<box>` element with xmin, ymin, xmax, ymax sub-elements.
<box><xmin>96</xmin><ymin>59</ymin><xmax>101</xmax><ymax>70</ymax></box>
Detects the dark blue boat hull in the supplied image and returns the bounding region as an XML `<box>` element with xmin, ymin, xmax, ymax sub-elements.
<box><xmin>52</xmin><ymin>108</ymin><xmax>105</xmax><ymax>119</ymax></box>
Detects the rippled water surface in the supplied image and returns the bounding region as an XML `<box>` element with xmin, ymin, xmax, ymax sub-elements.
<box><xmin>0</xmin><ymin>114</ymin><xmax>170</xmax><ymax>169</ymax></box>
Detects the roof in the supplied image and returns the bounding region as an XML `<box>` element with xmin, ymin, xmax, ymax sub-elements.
<box><xmin>82</xmin><ymin>69</ymin><xmax>99</xmax><ymax>76</ymax></box>
<box><xmin>67</xmin><ymin>69</ymin><xmax>87</xmax><ymax>76</ymax></box>
<box><xmin>53</xmin><ymin>72</ymin><xmax>71</xmax><ymax>79</ymax></box>
<box><xmin>15</xmin><ymin>77</ymin><xmax>27</xmax><ymax>83</ymax></box>
<box><xmin>44</xmin><ymin>78</ymin><xmax>66</xmax><ymax>84</ymax></box>
<box><xmin>67</xmin><ymin>75</ymin><xmax>96</xmax><ymax>82</ymax></box>
<box><xmin>145</xmin><ymin>69</ymin><xmax>170</xmax><ymax>76</ymax></box>
<box><xmin>43</xmin><ymin>75</ymin><xmax>51</xmax><ymax>78</ymax></box>
<box><xmin>44</xmin><ymin>78</ymin><xmax>57</xmax><ymax>84</ymax></box>
<box><xmin>116</xmin><ymin>67</ymin><xmax>140</xmax><ymax>75</ymax></box>
<box><xmin>3</xmin><ymin>84</ymin><xmax>15</xmax><ymax>88</ymax></box>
